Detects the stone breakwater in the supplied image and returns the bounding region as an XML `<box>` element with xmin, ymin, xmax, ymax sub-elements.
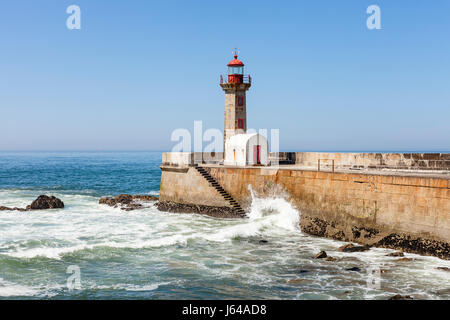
<box><xmin>98</xmin><ymin>194</ymin><xmax>240</xmax><ymax>218</ymax></box>
<box><xmin>301</xmin><ymin>216</ymin><xmax>450</xmax><ymax>260</ymax></box>
<box><xmin>159</xmin><ymin>153</ymin><xmax>450</xmax><ymax>260</ymax></box>
<box><xmin>155</xmin><ymin>201</ymin><xmax>241</xmax><ymax>219</ymax></box>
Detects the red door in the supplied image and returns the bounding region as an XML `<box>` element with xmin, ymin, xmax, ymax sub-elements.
<box><xmin>253</xmin><ymin>145</ymin><xmax>261</xmax><ymax>164</ymax></box>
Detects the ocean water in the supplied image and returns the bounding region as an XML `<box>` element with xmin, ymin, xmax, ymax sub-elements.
<box><xmin>0</xmin><ymin>151</ymin><xmax>448</xmax><ymax>300</ymax></box>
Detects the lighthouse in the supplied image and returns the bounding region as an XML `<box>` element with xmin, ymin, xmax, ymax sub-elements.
<box><xmin>220</xmin><ymin>53</ymin><xmax>269</xmax><ymax>166</ymax></box>
<box><xmin>220</xmin><ymin>53</ymin><xmax>251</xmax><ymax>144</ymax></box>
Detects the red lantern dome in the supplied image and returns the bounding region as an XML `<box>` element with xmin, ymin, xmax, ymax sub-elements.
<box><xmin>219</xmin><ymin>52</ymin><xmax>251</xmax><ymax>86</ymax></box>
<box><xmin>227</xmin><ymin>54</ymin><xmax>245</xmax><ymax>67</ymax></box>
<box><xmin>227</xmin><ymin>54</ymin><xmax>244</xmax><ymax>83</ymax></box>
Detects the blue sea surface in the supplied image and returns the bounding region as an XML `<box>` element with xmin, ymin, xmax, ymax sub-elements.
<box><xmin>0</xmin><ymin>151</ymin><xmax>161</xmax><ymax>196</ymax></box>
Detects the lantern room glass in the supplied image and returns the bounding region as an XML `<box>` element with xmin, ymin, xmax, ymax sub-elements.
<box><xmin>228</xmin><ymin>66</ymin><xmax>244</xmax><ymax>75</ymax></box>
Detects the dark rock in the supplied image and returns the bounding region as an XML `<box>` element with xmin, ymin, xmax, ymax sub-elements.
<box><xmin>436</xmin><ymin>267</ymin><xmax>450</xmax><ymax>272</ymax></box>
<box><xmin>259</xmin><ymin>240</ymin><xmax>268</xmax><ymax>244</ymax></box>
<box><xmin>376</xmin><ymin>233</ymin><xmax>450</xmax><ymax>260</ymax></box>
<box><xmin>155</xmin><ymin>201</ymin><xmax>243</xmax><ymax>218</ymax></box>
<box><xmin>26</xmin><ymin>195</ymin><xmax>64</xmax><ymax>210</ymax></box>
<box><xmin>387</xmin><ymin>251</ymin><xmax>404</xmax><ymax>257</ymax></box>
<box><xmin>0</xmin><ymin>206</ymin><xmax>27</xmax><ymax>212</ymax></box>
<box><xmin>396</xmin><ymin>257</ymin><xmax>414</xmax><ymax>262</ymax></box>
<box><xmin>346</xmin><ymin>267</ymin><xmax>361</xmax><ymax>272</ymax></box>
<box><xmin>296</xmin><ymin>269</ymin><xmax>309</xmax><ymax>274</ymax></box>
<box><xmin>2</xmin><ymin>195</ymin><xmax>63</xmax><ymax>212</ymax></box>
<box><xmin>338</xmin><ymin>243</ymin><xmax>371</xmax><ymax>253</ymax></box>
<box><xmin>388</xmin><ymin>294</ymin><xmax>413</xmax><ymax>300</ymax></box>
<box><xmin>332</xmin><ymin>231</ymin><xmax>346</xmax><ymax>241</ymax></box>
<box><xmin>325</xmin><ymin>256</ymin><xmax>337</xmax><ymax>262</ymax></box>
<box><xmin>301</xmin><ymin>215</ymin><xmax>450</xmax><ymax>260</ymax></box>
<box><xmin>99</xmin><ymin>194</ymin><xmax>158</xmax><ymax>211</ymax></box>
<box><xmin>314</xmin><ymin>251</ymin><xmax>327</xmax><ymax>259</ymax></box>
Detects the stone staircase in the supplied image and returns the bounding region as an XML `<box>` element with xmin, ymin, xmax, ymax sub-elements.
<box><xmin>193</xmin><ymin>165</ymin><xmax>246</xmax><ymax>217</ymax></box>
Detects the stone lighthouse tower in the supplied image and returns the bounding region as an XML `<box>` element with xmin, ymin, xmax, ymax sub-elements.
<box><xmin>220</xmin><ymin>53</ymin><xmax>251</xmax><ymax>145</ymax></box>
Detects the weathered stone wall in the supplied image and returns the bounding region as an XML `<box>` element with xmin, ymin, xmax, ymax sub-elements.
<box><xmin>162</xmin><ymin>152</ymin><xmax>223</xmax><ymax>167</ymax></box>
<box><xmin>159</xmin><ymin>152</ymin><xmax>450</xmax><ymax>258</ymax></box>
<box><xmin>159</xmin><ymin>166</ymin><xmax>230</xmax><ymax>208</ymax></box>
<box><xmin>206</xmin><ymin>167</ymin><xmax>450</xmax><ymax>258</ymax></box>
<box><xmin>271</xmin><ymin>152</ymin><xmax>450</xmax><ymax>170</ymax></box>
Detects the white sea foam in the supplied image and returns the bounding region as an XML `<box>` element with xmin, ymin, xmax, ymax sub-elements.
<box><xmin>1</xmin><ymin>188</ymin><xmax>449</xmax><ymax>299</ymax></box>
<box><xmin>0</xmin><ymin>278</ymin><xmax>40</xmax><ymax>297</ymax></box>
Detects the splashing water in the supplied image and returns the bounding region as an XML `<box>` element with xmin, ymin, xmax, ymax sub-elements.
<box><xmin>0</xmin><ymin>152</ymin><xmax>449</xmax><ymax>299</ymax></box>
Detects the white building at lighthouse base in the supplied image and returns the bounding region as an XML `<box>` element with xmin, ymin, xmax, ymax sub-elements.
<box><xmin>224</xmin><ymin>133</ymin><xmax>269</xmax><ymax>166</ymax></box>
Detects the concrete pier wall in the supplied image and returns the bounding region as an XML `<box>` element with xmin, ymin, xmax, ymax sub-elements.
<box><xmin>207</xmin><ymin>167</ymin><xmax>449</xmax><ymax>241</ymax></box>
<box><xmin>273</xmin><ymin>152</ymin><xmax>450</xmax><ymax>170</ymax></box>
<box><xmin>159</xmin><ymin>152</ymin><xmax>450</xmax><ymax>258</ymax></box>
<box><xmin>159</xmin><ymin>165</ymin><xmax>230</xmax><ymax>208</ymax></box>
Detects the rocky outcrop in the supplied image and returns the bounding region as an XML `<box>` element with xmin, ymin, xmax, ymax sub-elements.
<box><xmin>99</xmin><ymin>194</ymin><xmax>158</xmax><ymax>211</ymax></box>
<box><xmin>314</xmin><ymin>251</ymin><xmax>327</xmax><ymax>259</ymax></box>
<box><xmin>338</xmin><ymin>243</ymin><xmax>371</xmax><ymax>253</ymax></box>
<box><xmin>388</xmin><ymin>294</ymin><xmax>413</xmax><ymax>300</ymax></box>
<box><xmin>345</xmin><ymin>267</ymin><xmax>361</xmax><ymax>272</ymax></box>
<box><xmin>27</xmin><ymin>195</ymin><xmax>64</xmax><ymax>210</ymax></box>
<box><xmin>437</xmin><ymin>267</ymin><xmax>450</xmax><ymax>272</ymax></box>
<box><xmin>375</xmin><ymin>234</ymin><xmax>450</xmax><ymax>260</ymax></box>
<box><xmin>301</xmin><ymin>215</ymin><xmax>450</xmax><ymax>260</ymax></box>
<box><xmin>1</xmin><ymin>195</ymin><xmax>64</xmax><ymax>212</ymax></box>
<box><xmin>386</xmin><ymin>251</ymin><xmax>404</xmax><ymax>257</ymax></box>
<box><xmin>155</xmin><ymin>201</ymin><xmax>242</xmax><ymax>219</ymax></box>
<box><xmin>396</xmin><ymin>257</ymin><xmax>414</xmax><ymax>262</ymax></box>
<box><xmin>0</xmin><ymin>206</ymin><xmax>27</xmax><ymax>212</ymax></box>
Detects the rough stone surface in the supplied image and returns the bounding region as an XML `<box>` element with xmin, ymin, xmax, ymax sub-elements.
<box><xmin>346</xmin><ymin>267</ymin><xmax>361</xmax><ymax>272</ymax></box>
<box><xmin>314</xmin><ymin>251</ymin><xmax>327</xmax><ymax>259</ymax></box>
<box><xmin>160</xmin><ymin>159</ymin><xmax>450</xmax><ymax>259</ymax></box>
<box><xmin>99</xmin><ymin>194</ymin><xmax>158</xmax><ymax>211</ymax></box>
<box><xmin>27</xmin><ymin>195</ymin><xmax>64</xmax><ymax>210</ymax></box>
<box><xmin>396</xmin><ymin>257</ymin><xmax>414</xmax><ymax>262</ymax></box>
<box><xmin>155</xmin><ymin>201</ymin><xmax>242</xmax><ymax>219</ymax></box>
<box><xmin>159</xmin><ymin>167</ymin><xmax>231</xmax><ymax>208</ymax></box>
<box><xmin>388</xmin><ymin>295</ymin><xmax>413</xmax><ymax>300</ymax></box>
<box><xmin>338</xmin><ymin>243</ymin><xmax>371</xmax><ymax>253</ymax></box>
<box><xmin>283</xmin><ymin>152</ymin><xmax>450</xmax><ymax>171</ymax></box>
<box><xmin>437</xmin><ymin>267</ymin><xmax>450</xmax><ymax>272</ymax></box>
<box><xmin>386</xmin><ymin>251</ymin><xmax>404</xmax><ymax>257</ymax></box>
<box><xmin>0</xmin><ymin>206</ymin><xmax>27</xmax><ymax>212</ymax></box>
<box><xmin>376</xmin><ymin>234</ymin><xmax>449</xmax><ymax>260</ymax></box>
<box><xmin>1</xmin><ymin>195</ymin><xmax>64</xmax><ymax>212</ymax></box>
<box><xmin>301</xmin><ymin>216</ymin><xmax>450</xmax><ymax>260</ymax></box>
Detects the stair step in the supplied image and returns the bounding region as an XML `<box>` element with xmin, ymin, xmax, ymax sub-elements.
<box><xmin>196</xmin><ymin>167</ymin><xmax>244</xmax><ymax>214</ymax></box>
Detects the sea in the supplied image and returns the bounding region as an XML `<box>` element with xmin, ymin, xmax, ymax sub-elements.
<box><xmin>0</xmin><ymin>151</ymin><xmax>448</xmax><ymax>299</ymax></box>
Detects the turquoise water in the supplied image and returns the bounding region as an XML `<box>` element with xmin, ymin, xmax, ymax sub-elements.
<box><xmin>0</xmin><ymin>152</ymin><xmax>449</xmax><ymax>299</ymax></box>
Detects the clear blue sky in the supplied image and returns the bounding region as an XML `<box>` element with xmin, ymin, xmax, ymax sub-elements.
<box><xmin>1</xmin><ymin>0</ymin><xmax>449</xmax><ymax>152</ymax></box>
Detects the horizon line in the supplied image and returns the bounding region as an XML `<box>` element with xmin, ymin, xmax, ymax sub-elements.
<box><xmin>0</xmin><ymin>150</ymin><xmax>449</xmax><ymax>154</ymax></box>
